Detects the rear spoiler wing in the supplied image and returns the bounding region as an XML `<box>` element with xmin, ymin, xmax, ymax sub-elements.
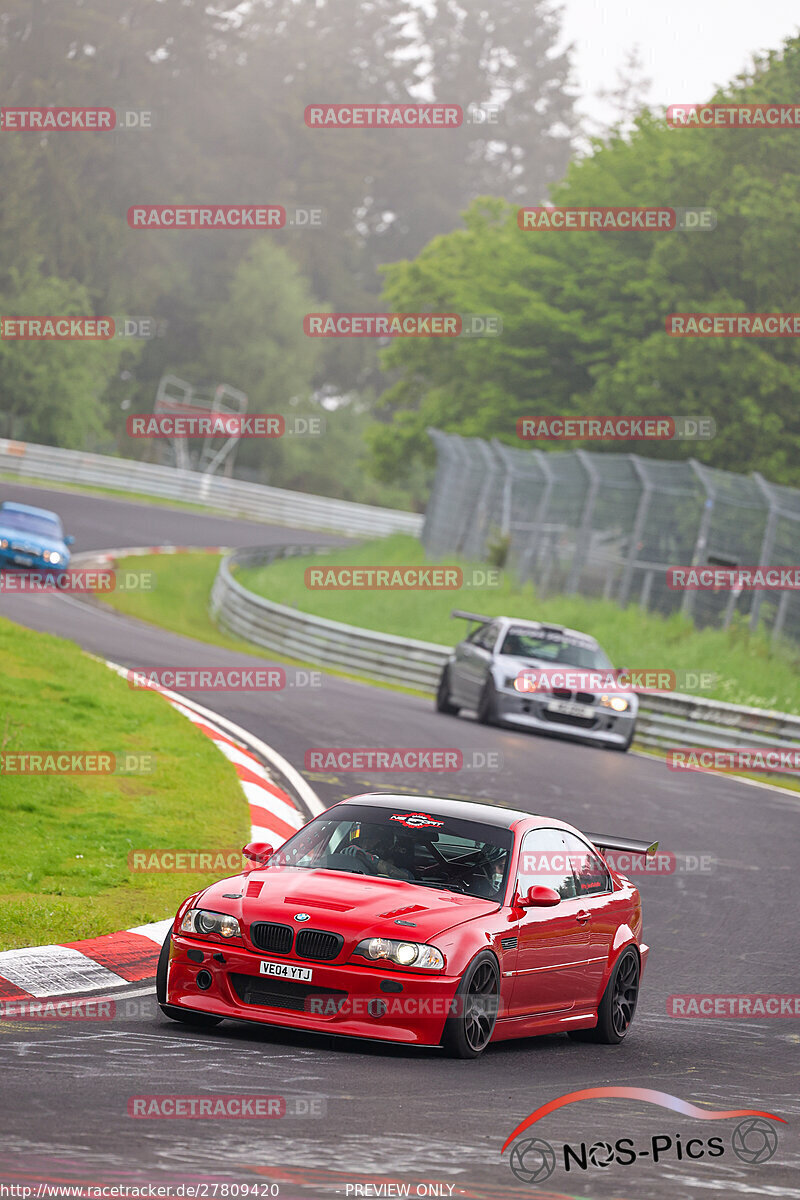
<box><xmin>584</xmin><ymin>833</ymin><xmax>659</xmax><ymax>858</ymax></box>
<box><xmin>451</xmin><ymin>609</ymin><xmax>492</xmax><ymax>625</ymax></box>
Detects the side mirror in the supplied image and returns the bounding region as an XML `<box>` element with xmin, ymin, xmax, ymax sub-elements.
<box><xmin>518</xmin><ymin>884</ymin><xmax>561</xmax><ymax>909</ymax></box>
<box><xmin>242</xmin><ymin>842</ymin><xmax>275</xmax><ymax>870</ymax></box>
<box><xmin>64</xmin><ymin>535</ymin><xmax>75</xmax><ymax>546</ymax></box>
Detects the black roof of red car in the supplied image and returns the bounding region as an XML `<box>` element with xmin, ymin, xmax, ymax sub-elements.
<box><xmin>336</xmin><ymin>792</ymin><xmax>535</xmax><ymax>830</ymax></box>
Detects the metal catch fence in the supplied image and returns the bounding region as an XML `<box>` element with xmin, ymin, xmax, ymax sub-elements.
<box><xmin>423</xmin><ymin>431</ymin><xmax>800</xmax><ymax>645</ymax></box>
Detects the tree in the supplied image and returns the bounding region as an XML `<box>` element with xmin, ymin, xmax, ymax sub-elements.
<box><xmin>368</xmin><ymin>36</ymin><xmax>800</xmax><ymax>486</ymax></box>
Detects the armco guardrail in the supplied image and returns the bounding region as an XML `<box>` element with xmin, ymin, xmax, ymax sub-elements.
<box><xmin>210</xmin><ymin>544</ymin><xmax>800</xmax><ymax>769</ymax></box>
<box><xmin>210</xmin><ymin>545</ymin><xmax>449</xmax><ymax>692</ymax></box>
<box><xmin>0</xmin><ymin>439</ymin><xmax>423</xmax><ymax>538</ymax></box>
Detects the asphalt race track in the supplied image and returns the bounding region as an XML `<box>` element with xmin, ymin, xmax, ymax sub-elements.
<box><xmin>1</xmin><ymin>484</ymin><xmax>798</xmax><ymax>1199</ymax></box>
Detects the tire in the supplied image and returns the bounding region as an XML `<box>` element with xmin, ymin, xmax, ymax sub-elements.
<box><xmin>476</xmin><ymin>679</ymin><xmax>499</xmax><ymax>725</ymax></box>
<box><xmin>569</xmin><ymin>947</ymin><xmax>640</xmax><ymax>1044</ymax></box>
<box><xmin>441</xmin><ymin>951</ymin><xmax>500</xmax><ymax>1059</ymax></box>
<box><xmin>156</xmin><ymin>930</ymin><xmax>223</xmax><ymax>1028</ymax></box>
<box><xmin>435</xmin><ymin>666</ymin><xmax>460</xmax><ymax>715</ymax></box>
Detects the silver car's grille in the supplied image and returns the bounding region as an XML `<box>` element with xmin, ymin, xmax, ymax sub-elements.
<box><xmin>10</xmin><ymin>542</ymin><xmax>41</xmax><ymax>555</ymax></box>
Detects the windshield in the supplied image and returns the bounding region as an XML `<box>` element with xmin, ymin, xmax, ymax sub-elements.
<box><xmin>0</xmin><ymin>511</ymin><xmax>62</xmax><ymax>539</ymax></box>
<box><xmin>271</xmin><ymin>805</ymin><xmax>513</xmax><ymax>901</ymax></box>
<box><xmin>501</xmin><ymin>629</ymin><xmax>612</xmax><ymax>669</ymax></box>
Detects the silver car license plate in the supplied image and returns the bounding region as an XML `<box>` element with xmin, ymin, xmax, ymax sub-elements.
<box><xmin>260</xmin><ymin>960</ymin><xmax>312</xmax><ymax>981</ymax></box>
<box><xmin>13</xmin><ymin>555</ymin><xmax>34</xmax><ymax>566</ymax></box>
<box><xmin>546</xmin><ymin>699</ymin><xmax>594</xmax><ymax>718</ymax></box>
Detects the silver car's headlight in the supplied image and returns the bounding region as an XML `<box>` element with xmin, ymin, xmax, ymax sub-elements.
<box><xmin>354</xmin><ymin>938</ymin><xmax>445</xmax><ymax>970</ymax></box>
<box><xmin>180</xmin><ymin>909</ymin><xmax>241</xmax><ymax>939</ymax></box>
<box><xmin>599</xmin><ymin>694</ymin><xmax>629</xmax><ymax>712</ymax></box>
<box><xmin>44</xmin><ymin>551</ymin><xmax>61</xmax><ymax>564</ymax></box>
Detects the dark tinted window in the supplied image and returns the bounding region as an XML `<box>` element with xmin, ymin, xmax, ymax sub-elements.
<box><xmin>561</xmin><ymin>831</ymin><xmax>612</xmax><ymax>896</ymax></box>
<box><xmin>272</xmin><ymin>804</ymin><xmax>513</xmax><ymax>901</ymax></box>
<box><xmin>500</xmin><ymin>629</ymin><xmax>611</xmax><ymax>669</ymax></box>
<box><xmin>471</xmin><ymin>623</ymin><xmax>498</xmax><ymax>651</ymax></box>
<box><xmin>517</xmin><ymin>828</ymin><xmax>578</xmax><ymax>900</ymax></box>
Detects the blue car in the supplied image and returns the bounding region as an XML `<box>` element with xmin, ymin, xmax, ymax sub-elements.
<box><xmin>0</xmin><ymin>502</ymin><xmax>74</xmax><ymax>572</ymax></box>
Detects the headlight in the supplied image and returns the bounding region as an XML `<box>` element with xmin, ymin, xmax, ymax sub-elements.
<box><xmin>44</xmin><ymin>551</ymin><xmax>61</xmax><ymax>564</ymax></box>
<box><xmin>0</xmin><ymin>539</ymin><xmax>7</xmax><ymax>549</ymax></box>
<box><xmin>511</xmin><ymin>674</ymin><xmax>535</xmax><ymax>692</ymax></box>
<box><xmin>600</xmin><ymin>695</ymin><xmax>629</xmax><ymax>712</ymax></box>
<box><xmin>180</xmin><ymin>909</ymin><xmax>241</xmax><ymax>939</ymax></box>
<box><xmin>354</xmin><ymin>937</ymin><xmax>445</xmax><ymax>970</ymax></box>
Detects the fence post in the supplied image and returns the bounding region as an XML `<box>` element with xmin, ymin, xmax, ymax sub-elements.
<box><xmin>681</xmin><ymin>460</ymin><xmax>715</xmax><ymax>620</ymax></box>
<box><xmin>771</xmin><ymin>590</ymin><xmax>791</xmax><ymax>644</ymax></box>
<box><xmin>566</xmin><ymin>451</ymin><xmax>599</xmax><ymax>594</ymax></box>
<box><xmin>749</xmin><ymin>473</ymin><xmax>779</xmax><ymax>634</ymax></box>
<box><xmin>618</xmin><ymin>455</ymin><xmax>652</xmax><ymax>607</ymax></box>
<box><xmin>517</xmin><ymin>451</ymin><xmax>554</xmax><ymax>584</ymax></box>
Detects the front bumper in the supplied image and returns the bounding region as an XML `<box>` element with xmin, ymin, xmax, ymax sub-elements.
<box><xmin>166</xmin><ymin>933</ymin><xmax>461</xmax><ymax>1046</ymax></box>
<box><xmin>0</xmin><ymin>549</ymin><xmax>68</xmax><ymax>571</ymax></box>
<box><xmin>494</xmin><ymin>688</ymin><xmax>636</xmax><ymax>746</ymax></box>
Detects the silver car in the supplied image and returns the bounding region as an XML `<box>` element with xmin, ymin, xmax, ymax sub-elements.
<box><xmin>435</xmin><ymin>612</ymin><xmax>637</xmax><ymax>751</ymax></box>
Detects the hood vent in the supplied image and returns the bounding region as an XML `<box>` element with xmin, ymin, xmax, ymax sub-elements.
<box><xmin>380</xmin><ymin>904</ymin><xmax>427</xmax><ymax>919</ymax></box>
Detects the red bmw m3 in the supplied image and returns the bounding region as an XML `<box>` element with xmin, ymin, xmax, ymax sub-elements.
<box><xmin>157</xmin><ymin>794</ymin><xmax>656</xmax><ymax>1057</ymax></box>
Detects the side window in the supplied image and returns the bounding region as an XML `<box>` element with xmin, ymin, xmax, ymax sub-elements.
<box><xmin>516</xmin><ymin>828</ymin><xmax>578</xmax><ymax>901</ymax></box>
<box><xmin>477</xmin><ymin>623</ymin><xmax>498</xmax><ymax>651</ymax></box>
<box><xmin>561</xmin><ymin>831</ymin><xmax>612</xmax><ymax>896</ymax></box>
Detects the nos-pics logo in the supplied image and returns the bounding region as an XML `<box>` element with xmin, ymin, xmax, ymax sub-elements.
<box><xmin>502</xmin><ymin>1088</ymin><xmax>783</xmax><ymax>1184</ymax></box>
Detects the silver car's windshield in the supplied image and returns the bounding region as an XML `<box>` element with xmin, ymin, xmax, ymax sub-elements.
<box><xmin>501</xmin><ymin>630</ymin><xmax>612</xmax><ymax>669</ymax></box>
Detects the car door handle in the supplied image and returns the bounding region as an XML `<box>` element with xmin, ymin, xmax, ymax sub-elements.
<box><xmin>575</xmin><ymin>911</ymin><xmax>591</xmax><ymax>924</ymax></box>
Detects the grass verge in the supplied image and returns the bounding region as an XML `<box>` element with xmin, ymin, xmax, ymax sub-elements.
<box><xmin>0</xmin><ymin>616</ymin><xmax>250</xmax><ymax>950</ymax></box>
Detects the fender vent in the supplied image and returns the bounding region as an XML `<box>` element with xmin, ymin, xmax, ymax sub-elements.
<box><xmin>246</xmin><ymin>880</ymin><xmax>263</xmax><ymax>898</ymax></box>
<box><xmin>500</xmin><ymin>936</ymin><xmax>518</xmax><ymax>951</ymax></box>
